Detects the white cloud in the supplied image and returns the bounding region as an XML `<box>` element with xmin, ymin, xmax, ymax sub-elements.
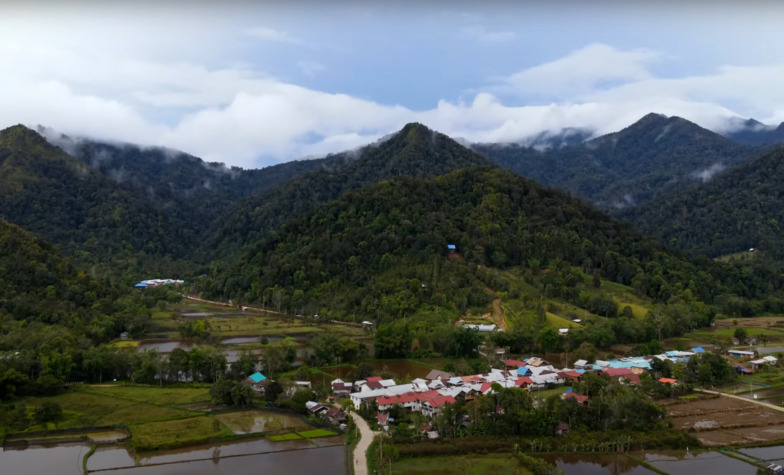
<box><xmin>461</xmin><ymin>25</ymin><xmax>517</xmax><ymax>43</ymax></box>
<box><xmin>297</xmin><ymin>60</ymin><xmax>327</xmax><ymax>77</ymax></box>
<box><xmin>2</xmin><ymin>13</ymin><xmax>784</xmax><ymax>171</ymax></box>
<box><xmin>246</xmin><ymin>26</ymin><xmax>306</xmax><ymax>45</ymax></box>
<box><xmin>500</xmin><ymin>43</ymin><xmax>661</xmax><ymax>101</ymax></box>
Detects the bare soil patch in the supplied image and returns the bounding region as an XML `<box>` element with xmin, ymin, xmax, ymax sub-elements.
<box><xmin>665</xmin><ymin>395</ymin><xmax>784</xmax><ymax>446</ymax></box>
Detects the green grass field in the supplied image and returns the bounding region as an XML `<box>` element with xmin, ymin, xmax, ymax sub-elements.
<box><xmin>297</xmin><ymin>428</ymin><xmax>337</xmax><ymax>438</ymax></box>
<box><xmin>131</xmin><ymin>415</ymin><xmax>231</xmax><ymax>450</ymax></box>
<box><xmin>392</xmin><ymin>454</ymin><xmax>531</xmax><ymax>474</ymax></box>
<box><xmin>269</xmin><ymin>432</ymin><xmax>303</xmax><ymax>441</ymax></box>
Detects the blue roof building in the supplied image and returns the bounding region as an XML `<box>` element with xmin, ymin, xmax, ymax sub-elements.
<box><xmin>248</xmin><ymin>372</ymin><xmax>267</xmax><ymax>383</ymax></box>
<box><xmin>447</xmin><ymin>244</ymin><xmax>457</xmax><ymax>250</ymax></box>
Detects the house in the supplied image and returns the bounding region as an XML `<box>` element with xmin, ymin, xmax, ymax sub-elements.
<box><xmin>750</xmin><ymin>356</ymin><xmax>779</xmax><ymax>370</ymax></box>
<box><xmin>324</xmin><ymin>408</ymin><xmax>347</xmax><ymax>424</ymax></box>
<box><xmin>331</xmin><ymin>379</ymin><xmax>353</xmax><ymax>398</ymax></box>
<box><xmin>462</xmin><ymin>323</ymin><xmax>496</xmax><ymax>332</ymax></box>
<box><xmin>245</xmin><ymin>372</ymin><xmax>267</xmax><ymax>392</ymax></box>
<box><xmin>573</xmin><ymin>359</ymin><xmax>590</xmax><ymax>370</ymax></box>
<box><xmin>362</xmin><ymin>376</ymin><xmax>385</xmax><ymax>391</ymax></box>
<box><xmin>561</xmin><ymin>388</ymin><xmax>589</xmax><ymax>405</ymax></box>
<box><xmin>658</xmin><ymin>377</ymin><xmax>678</xmax><ymax>385</ymax></box>
<box><xmin>425</xmin><ymin>369</ymin><xmax>454</xmax><ymax>381</ymax></box>
<box><xmin>422</xmin><ymin>395</ymin><xmax>456</xmax><ymax>418</ymax></box>
<box><xmin>305</xmin><ymin>401</ymin><xmax>329</xmax><ymax>415</ymax></box>
<box><xmin>505</xmin><ymin>359</ymin><xmax>526</xmax><ymax>370</ymax></box>
<box><xmin>558</xmin><ymin>328</ymin><xmax>569</xmax><ymax>336</ymax></box>
<box><xmin>728</xmin><ymin>349</ymin><xmax>756</xmax><ymax>359</ymax></box>
<box><xmin>556</xmin><ymin>423</ymin><xmax>570</xmax><ymax>435</ymax></box>
<box><xmin>119</xmin><ymin>331</ymin><xmax>129</xmax><ymax>341</ymax></box>
<box><xmin>377</xmin><ymin>411</ymin><xmax>390</xmax><ymax>428</ymax></box>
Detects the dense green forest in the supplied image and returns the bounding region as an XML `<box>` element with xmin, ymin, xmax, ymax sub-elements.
<box><xmin>199</xmin><ymin>167</ymin><xmax>784</xmax><ymax>353</ymax></box>
<box><xmin>0</xmin><ymin>125</ymin><xmax>194</xmax><ymax>274</ymax></box>
<box><xmin>201</xmin><ymin>123</ymin><xmax>491</xmax><ymax>261</ymax></box>
<box><xmin>474</xmin><ymin>113</ymin><xmax>756</xmax><ymax>212</ymax></box>
<box><xmin>625</xmin><ymin>145</ymin><xmax>784</xmax><ymax>261</ymax></box>
<box><xmin>0</xmin><ymin>217</ymin><xmax>170</xmax><ymax>399</ymax></box>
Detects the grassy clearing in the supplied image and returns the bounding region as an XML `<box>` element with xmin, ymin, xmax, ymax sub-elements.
<box><xmin>82</xmin><ymin>385</ymin><xmax>211</xmax><ymax>405</ymax></box>
<box><xmin>269</xmin><ymin>433</ymin><xmax>303</xmax><ymax>441</ymax></box>
<box><xmin>106</xmin><ymin>340</ymin><xmax>139</xmax><ymax>348</ymax></box>
<box><xmin>297</xmin><ymin>428</ymin><xmax>337</xmax><ymax>438</ymax></box>
<box><xmin>130</xmin><ymin>415</ymin><xmax>231</xmax><ymax>450</ymax></box>
<box><xmin>545</xmin><ymin>312</ymin><xmax>579</xmax><ymax>328</ymax></box>
<box><xmin>392</xmin><ymin>454</ymin><xmax>531</xmax><ymax>475</ymax></box>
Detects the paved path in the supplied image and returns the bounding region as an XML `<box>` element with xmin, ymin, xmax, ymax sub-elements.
<box><xmin>348</xmin><ymin>411</ymin><xmax>375</xmax><ymax>475</ymax></box>
<box><xmin>696</xmin><ymin>388</ymin><xmax>784</xmax><ymax>413</ymax></box>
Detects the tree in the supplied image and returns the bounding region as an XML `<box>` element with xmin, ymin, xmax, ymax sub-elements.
<box><xmin>734</xmin><ymin>327</ymin><xmax>748</xmax><ymax>345</ymax></box>
<box><xmin>265</xmin><ymin>381</ymin><xmax>283</xmax><ymax>404</ymax></box>
<box><xmin>34</xmin><ymin>402</ymin><xmax>62</xmax><ymax>424</ymax></box>
<box><xmin>536</xmin><ymin>327</ymin><xmax>560</xmax><ymax>353</ymax></box>
<box><xmin>572</xmin><ymin>342</ymin><xmax>598</xmax><ymax>364</ymax></box>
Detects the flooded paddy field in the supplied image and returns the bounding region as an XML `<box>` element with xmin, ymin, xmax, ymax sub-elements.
<box><xmin>640</xmin><ymin>450</ymin><xmax>757</xmax><ymax>475</ymax></box>
<box><xmin>662</xmin><ymin>395</ymin><xmax>784</xmax><ymax>446</ymax></box>
<box><xmin>540</xmin><ymin>453</ymin><xmax>655</xmax><ymax>474</ymax></box>
<box><xmin>2</xmin><ymin>433</ymin><xmax>346</xmax><ymax>475</ymax></box>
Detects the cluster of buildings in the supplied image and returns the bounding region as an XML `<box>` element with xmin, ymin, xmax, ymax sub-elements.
<box><xmin>134</xmin><ymin>278</ymin><xmax>185</xmax><ymax>288</ymax></box>
<box><xmin>333</xmin><ymin>349</ymin><xmax>729</xmax><ymax>425</ymax></box>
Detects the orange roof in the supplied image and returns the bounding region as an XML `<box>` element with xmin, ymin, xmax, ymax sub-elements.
<box><xmin>658</xmin><ymin>377</ymin><xmax>678</xmax><ymax>384</ymax></box>
<box><xmin>515</xmin><ymin>377</ymin><xmax>533</xmax><ymax>386</ymax></box>
<box><xmin>426</xmin><ymin>395</ymin><xmax>456</xmax><ymax>408</ymax></box>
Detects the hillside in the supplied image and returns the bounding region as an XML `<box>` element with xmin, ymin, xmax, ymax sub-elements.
<box><xmin>474</xmin><ymin>113</ymin><xmax>756</xmax><ymax>212</ymax></box>
<box><xmin>723</xmin><ymin>118</ymin><xmax>784</xmax><ymax>146</ymax></box>
<box><xmin>0</xmin><ymin>125</ymin><xmax>200</xmax><ymax>273</ymax></box>
<box><xmin>200</xmin><ymin>168</ymin><xmax>783</xmax><ymax>348</ymax></box>
<box><xmin>48</xmin><ymin>132</ymin><xmax>329</xmax><ymax>240</ymax></box>
<box><xmin>625</xmin><ymin>145</ymin><xmax>784</xmax><ymax>260</ymax></box>
<box><xmin>201</xmin><ymin>122</ymin><xmax>492</xmax><ymax>260</ymax></box>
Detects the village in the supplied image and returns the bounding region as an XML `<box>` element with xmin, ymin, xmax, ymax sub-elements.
<box><xmin>241</xmin><ymin>344</ymin><xmax>781</xmax><ymax>440</ymax></box>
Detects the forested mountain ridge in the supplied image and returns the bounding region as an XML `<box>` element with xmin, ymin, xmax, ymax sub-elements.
<box><xmin>200</xmin><ymin>122</ymin><xmax>492</xmax><ymax>261</ymax></box>
<box><xmin>0</xmin><ymin>125</ymin><xmax>194</xmax><ymax>272</ymax></box>
<box><xmin>723</xmin><ymin>118</ymin><xmax>784</xmax><ymax>146</ymax></box>
<box><xmin>625</xmin><ymin>145</ymin><xmax>784</xmax><ymax>260</ymax></box>
<box><xmin>200</xmin><ymin>167</ymin><xmax>784</xmax><ymax>335</ymax></box>
<box><xmin>47</xmin><ymin>132</ymin><xmax>331</xmax><ymax>238</ymax></box>
<box><xmin>474</xmin><ymin>113</ymin><xmax>756</xmax><ymax>213</ymax></box>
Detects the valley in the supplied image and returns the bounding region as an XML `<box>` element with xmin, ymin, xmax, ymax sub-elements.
<box><xmin>4</xmin><ymin>117</ymin><xmax>784</xmax><ymax>474</ymax></box>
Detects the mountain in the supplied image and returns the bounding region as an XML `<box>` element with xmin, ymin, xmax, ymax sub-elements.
<box><xmin>44</xmin><ymin>130</ymin><xmax>329</xmax><ymax>238</ymax></box>
<box><xmin>624</xmin><ymin>145</ymin><xmax>784</xmax><ymax>260</ymax></box>
<box><xmin>0</xmin><ymin>125</ymin><xmax>195</xmax><ymax>272</ymax></box>
<box><xmin>201</xmin><ymin>122</ymin><xmax>492</xmax><ymax>260</ymax></box>
<box><xmin>0</xmin><ymin>217</ymin><xmax>110</xmax><ymax>331</ymax></box>
<box><xmin>201</xmin><ymin>167</ymin><xmax>784</xmax><ymax>334</ymax></box>
<box><xmin>473</xmin><ymin>113</ymin><xmax>756</xmax><ymax>212</ymax></box>
<box><xmin>723</xmin><ymin>117</ymin><xmax>784</xmax><ymax>146</ymax></box>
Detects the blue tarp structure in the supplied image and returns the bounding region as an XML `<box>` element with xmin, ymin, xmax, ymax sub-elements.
<box><xmin>248</xmin><ymin>372</ymin><xmax>267</xmax><ymax>383</ymax></box>
<box><xmin>134</xmin><ymin>283</ymin><xmax>147</xmax><ymax>288</ymax></box>
<box><xmin>692</xmin><ymin>347</ymin><xmax>706</xmax><ymax>353</ymax></box>
<box><xmin>563</xmin><ymin>387</ymin><xmax>573</xmax><ymax>395</ymax></box>
<box><xmin>447</xmin><ymin>244</ymin><xmax>457</xmax><ymax>250</ymax></box>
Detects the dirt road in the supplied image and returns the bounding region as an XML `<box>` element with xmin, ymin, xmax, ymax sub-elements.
<box><xmin>348</xmin><ymin>411</ymin><xmax>376</xmax><ymax>475</ymax></box>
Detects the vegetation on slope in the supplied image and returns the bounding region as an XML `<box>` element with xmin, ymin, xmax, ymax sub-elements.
<box><xmin>474</xmin><ymin>113</ymin><xmax>756</xmax><ymax>212</ymax></box>
<box><xmin>201</xmin><ymin>122</ymin><xmax>491</xmax><ymax>260</ymax></box>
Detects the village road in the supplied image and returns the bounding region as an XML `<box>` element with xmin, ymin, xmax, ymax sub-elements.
<box><xmin>348</xmin><ymin>411</ymin><xmax>376</xmax><ymax>475</ymax></box>
<box><xmin>696</xmin><ymin>388</ymin><xmax>784</xmax><ymax>413</ymax></box>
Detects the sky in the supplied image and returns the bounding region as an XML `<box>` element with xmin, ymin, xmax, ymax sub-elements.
<box><xmin>3</xmin><ymin>1</ymin><xmax>784</xmax><ymax>168</ymax></box>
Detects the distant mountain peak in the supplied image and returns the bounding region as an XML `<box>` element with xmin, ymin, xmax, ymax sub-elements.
<box><xmin>0</xmin><ymin>124</ymin><xmax>54</xmax><ymax>151</ymax></box>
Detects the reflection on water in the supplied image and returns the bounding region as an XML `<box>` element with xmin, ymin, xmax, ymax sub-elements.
<box><xmin>137</xmin><ymin>341</ymin><xmax>195</xmax><ymax>353</ymax></box>
<box><xmin>108</xmin><ymin>445</ymin><xmax>345</xmax><ymax>475</ymax></box>
<box><xmin>642</xmin><ymin>450</ymin><xmax>757</xmax><ymax>475</ymax></box>
<box><xmin>738</xmin><ymin>445</ymin><xmax>784</xmax><ymax>460</ymax></box>
<box><xmin>14</xmin><ymin>435</ymin><xmax>346</xmax><ymax>474</ymax></box>
<box><xmin>0</xmin><ymin>443</ymin><xmax>88</xmax><ymax>475</ymax></box>
<box><xmin>539</xmin><ymin>453</ymin><xmax>654</xmax><ymax>475</ymax></box>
